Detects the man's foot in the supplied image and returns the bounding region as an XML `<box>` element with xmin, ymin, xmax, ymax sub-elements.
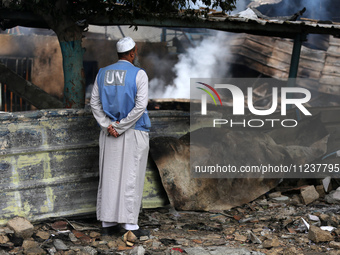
<box><xmin>101</xmin><ymin>225</ymin><xmax>121</xmax><ymax>236</ymax></box>
<box><xmin>131</xmin><ymin>228</ymin><xmax>150</xmax><ymax>238</ymax></box>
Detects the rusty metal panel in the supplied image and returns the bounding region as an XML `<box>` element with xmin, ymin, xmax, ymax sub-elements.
<box><xmin>0</xmin><ymin>109</ymin><xmax>188</xmax><ymax>225</ymax></box>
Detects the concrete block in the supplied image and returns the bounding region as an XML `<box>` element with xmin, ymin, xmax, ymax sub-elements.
<box><xmin>7</xmin><ymin>217</ymin><xmax>34</xmax><ymax>239</ymax></box>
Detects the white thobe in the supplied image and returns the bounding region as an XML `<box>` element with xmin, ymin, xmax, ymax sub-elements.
<box><xmin>90</xmin><ymin>61</ymin><xmax>149</xmax><ymax>224</ymax></box>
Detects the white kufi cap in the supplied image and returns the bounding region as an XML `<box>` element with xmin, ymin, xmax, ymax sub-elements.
<box><xmin>116</xmin><ymin>37</ymin><xmax>136</xmax><ymax>53</ymax></box>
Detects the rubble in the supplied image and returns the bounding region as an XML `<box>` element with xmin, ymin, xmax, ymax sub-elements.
<box><xmin>325</xmin><ymin>188</ymin><xmax>340</xmax><ymax>204</ymax></box>
<box><xmin>300</xmin><ymin>186</ymin><xmax>320</xmax><ymax>205</ymax></box>
<box><xmin>0</xmin><ymin>182</ymin><xmax>339</xmax><ymax>254</ymax></box>
<box><xmin>308</xmin><ymin>225</ymin><xmax>334</xmax><ymax>243</ymax></box>
<box><xmin>7</xmin><ymin>217</ymin><xmax>34</xmax><ymax>239</ymax></box>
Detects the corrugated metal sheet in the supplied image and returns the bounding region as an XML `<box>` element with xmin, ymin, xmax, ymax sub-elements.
<box><xmin>0</xmin><ymin>109</ymin><xmax>190</xmax><ymax>225</ymax></box>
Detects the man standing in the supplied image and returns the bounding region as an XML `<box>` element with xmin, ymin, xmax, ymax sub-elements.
<box><xmin>90</xmin><ymin>37</ymin><xmax>151</xmax><ymax>237</ymax></box>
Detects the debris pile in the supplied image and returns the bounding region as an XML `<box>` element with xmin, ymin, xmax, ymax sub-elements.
<box><xmin>2</xmin><ymin>180</ymin><xmax>340</xmax><ymax>254</ymax></box>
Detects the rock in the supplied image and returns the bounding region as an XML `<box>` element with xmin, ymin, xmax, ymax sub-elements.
<box><xmin>319</xmin><ymin>213</ymin><xmax>329</xmax><ymax>222</ymax></box>
<box><xmin>51</xmin><ymin>221</ymin><xmax>68</xmax><ymax>231</ymax></box>
<box><xmin>0</xmin><ymin>250</ymin><xmax>9</xmax><ymax>255</ymax></box>
<box><xmin>223</xmin><ymin>227</ymin><xmax>236</xmax><ymax>235</ymax></box>
<box><xmin>69</xmin><ymin>232</ymin><xmax>78</xmax><ymax>243</ymax></box>
<box><xmin>35</xmin><ymin>231</ymin><xmax>50</xmax><ymax>240</ymax></box>
<box><xmin>262</xmin><ymin>238</ymin><xmax>280</xmax><ymax>248</ymax></box>
<box><xmin>140</xmin><ymin>236</ymin><xmax>149</xmax><ymax>241</ymax></box>
<box><xmin>291</xmin><ymin>195</ymin><xmax>302</xmax><ymax>204</ymax></box>
<box><xmin>184</xmin><ymin>247</ymin><xmax>266</xmax><ymax>255</ymax></box>
<box><xmin>308</xmin><ymin>225</ymin><xmax>334</xmax><ymax>243</ymax></box>
<box><xmin>283</xmin><ymin>247</ymin><xmax>298</xmax><ymax>255</ymax></box>
<box><xmin>325</xmin><ymin>190</ymin><xmax>340</xmax><ymax>204</ymax></box>
<box><xmin>83</xmin><ymin>246</ymin><xmax>98</xmax><ymax>255</ymax></box>
<box><xmin>0</xmin><ymin>235</ymin><xmax>9</xmax><ymax>244</ymax></box>
<box><xmin>151</xmin><ymin>240</ymin><xmax>162</xmax><ymax>249</ymax></box>
<box><xmin>323</xmin><ymin>176</ymin><xmax>332</xmax><ymax>193</ymax></box>
<box><xmin>89</xmin><ymin>232</ymin><xmax>101</xmax><ymax>239</ymax></box>
<box><xmin>268</xmin><ymin>192</ymin><xmax>282</xmax><ymax>198</ymax></box>
<box><xmin>25</xmin><ymin>247</ymin><xmax>47</xmax><ymax>255</ymax></box>
<box><xmin>107</xmin><ymin>240</ymin><xmax>117</xmax><ymax>249</ymax></box>
<box><xmin>330</xmin><ymin>241</ymin><xmax>340</xmax><ymax>249</ymax></box>
<box><xmin>300</xmin><ymin>186</ymin><xmax>319</xmax><ymax>205</ymax></box>
<box><xmin>129</xmin><ymin>245</ymin><xmax>145</xmax><ymax>255</ymax></box>
<box><xmin>234</xmin><ymin>233</ymin><xmax>247</xmax><ymax>242</ymax></box>
<box><xmin>315</xmin><ymin>185</ymin><xmax>326</xmax><ymax>198</ymax></box>
<box><xmin>7</xmin><ymin>217</ymin><xmax>34</xmax><ymax>239</ymax></box>
<box><xmin>47</xmin><ymin>247</ymin><xmax>57</xmax><ymax>255</ymax></box>
<box><xmin>308</xmin><ymin>215</ymin><xmax>320</xmax><ymax>222</ymax></box>
<box><xmin>273</xmin><ymin>196</ymin><xmax>289</xmax><ymax>202</ymax></box>
<box><xmin>54</xmin><ymin>239</ymin><xmax>69</xmax><ymax>250</ymax></box>
<box><xmin>248</xmin><ymin>231</ymin><xmax>262</xmax><ymax>244</ymax></box>
<box><xmin>257</xmin><ymin>199</ymin><xmax>268</xmax><ymax>206</ymax></box>
<box><xmin>22</xmin><ymin>240</ymin><xmax>39</xmax><ymax>252</ymax></box>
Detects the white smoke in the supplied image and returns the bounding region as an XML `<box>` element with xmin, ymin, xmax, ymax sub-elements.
<box><xmin>149</xmin><ymin>31</ymin><xmax>232</xmax><ymax>99</ymax></box>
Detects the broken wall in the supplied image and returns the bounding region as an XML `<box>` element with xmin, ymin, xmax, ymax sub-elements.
<box><xmin>0</xmin><ymin>109</ymin><xmax>190</xmax><ymax>225</ymax></box>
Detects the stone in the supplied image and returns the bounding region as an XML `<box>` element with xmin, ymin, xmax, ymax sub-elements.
<box><xmin>291</xmin><ymin>195</ymin><xmax>302</xmax><ymax>204</ymax></box>
<box><xmin>51</xmin><ymin>221</ymin><xmax>68</xmax><ymax>231</ymax></box>
<box><xmin>268</xmin><ymin>191</ymin><xmax>282</xmax><ymax>198</ymax></box>
<box><xmin>82</xmin><ymin>246</ymin><xmax>98</xmax><ymax>255</ymax></box>
<box><xmin>0</xmin><ymin>250</ymin><xmax>8</xmax><ymax>255</ymax></box>
<box><xmin>308</xmin><ymin>215</ymin><xmax>320</xmax><ymax>222</ymax></box>
<box><xmin>300</xmin><ymin>186</ymin><xmax>319</xmax><ymax>205</ymax></box>
<box><xmin>273</xmin><ymin>196</ymin><xmax>289</xmax><ymax>202</ymax></box>
<box><xmin>257</xmin><ymin>199</ymin><xmax>268</xmax><ymax>206</ymax></box>
<box><xmin>234</xmin><ymin>233</ymin><xmax>247</xmax><ymax>242</ymax></box>
<box><xmin>315</xmin><ymin>185</ymin><xmax>326</xmax><ymax>198</ymax></box>
<box><xmin>248</xmin><ymin>231</ymin><xmax>262</xmax><ymax>244</ymax></box>
<box><xmin>7</xmin><ymin>217</ymin><xmax>34</xmax><ymax>239</ymax></box>
<box><xmin>223</xmin><ymin>227</ymin><xmax>236</xmax><ymax>235</ymax></box>
<box><xmin>54</xmin><ymin>239</ymin><xmax>69</xmax><ymax>250</ymax></box>
<box><xmin>308</xmin><ymin>225</ymin><xmax>334</xmax><ymax>243</ymax></box>
<box><xmin>69</xmin><ymin>232</ymin><xmax>78</xmax><ymax>243</ymax></box>
<box><xmin>330</xmin><ymin>241</ymin><xmax>340</xmax><ymax>249</ymax></box>
<box><xmin>262</xmin><ymin>238</ymin><xmax>280</xmax><ymax>248</ymax></box>
<box><xmin>107</xmin><ymin>240</ymin><xmax>117</xmax><ymax>249</ymax></box>
<box><xmin>283</xmin><ymin>247</ymin><xmax>298</xmax><ymax>255</ymax></box>
<box><xmin>35</xmin><ymin>231</ymin><xmax>50</xmax><ymax>240</ymax></box>
<box><xmin>129</xmin><ymin>245</ymin><xmax>145</xmax><ymax>255</ymax></box>
<box><xmin>25</xmin><ymin>247</ymin><xmax>47</xmax><ymax>255</ymax></box>
<box><xmin>64</xmin><ymin>251</ymin><xmax>76</xmax><ymax>255</ymax></box>
<box><xmin>323</xmin><ymin>176</ymin><xmax>332</xmax><ymax>192</ymax></box>
<box><xmin>319</xmin><ymin>213</ymin><xmax>329</xmax><ymax>222</ymax></box>
<box><xmin>22</xmin><ymin>240</ymin><xmax>39</xmax><ymax>251</ymax></box>
<box><xmin>184</xmin><ymin>247</ymin><xmax>266</xmax><ymax>255</ymax></box>
<box><xmin>89</xmin><ymin>232</ymin><xmax>101</xmax><ymax>239</ymax></box>
<box><xmin>325</xmin><ymin>190</ymin><xmax>340</xmax><ymax>204</ymax></box>
<box><xmin>140</xmin><ymin>236</ymin><xmax>149</xmax><ymax>241</ymax></box>
<box><xmin>47</xmin><ymin>247</ymin><xmax>57</xmax><ymax>255</ymax></box>
<box><xmin>0</xmin><ymin>235</ymin><xmax>9</xmax><ymax>244</ymax></box>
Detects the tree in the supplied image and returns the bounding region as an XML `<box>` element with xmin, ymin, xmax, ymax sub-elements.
<box><xmin>0</xmin><ymin>0</ymin><xmax>236</xmax><ymax>108</ymax></box>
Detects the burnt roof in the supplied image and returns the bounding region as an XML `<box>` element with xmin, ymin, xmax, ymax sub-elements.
<box><xmin>1</xmin><ymin>9</ymin><xmax>340</xmax><ymax>38</ymax></box>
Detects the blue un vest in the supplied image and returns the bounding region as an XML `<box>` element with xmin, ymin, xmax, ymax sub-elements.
<box><xmin>97</xmin><ymin>61</ymin><xmax>151</xmax><ymax>132</ymax></box>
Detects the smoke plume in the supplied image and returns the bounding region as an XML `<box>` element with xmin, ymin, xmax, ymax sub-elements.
<box><xmin>149</xmin><ymin>31</ymin><xmax>232</xmax><ymax>99</ymax></box>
